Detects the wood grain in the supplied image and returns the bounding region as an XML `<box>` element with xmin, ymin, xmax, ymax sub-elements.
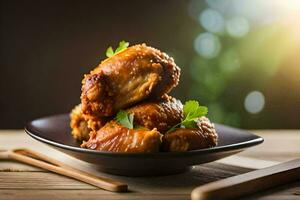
<box><xmin>0</xmin><ymin>172</ymin><xmax>95</xmax><ymax>190</ymax></box>
<box><xmin>2</xmin><ymin>149</ymin><xmax>127</xmax><ymax>192</ymax></box>
<box><xmin>0</xmin><ymin>130</ymin><xmax>299</xmax><ymax>200</ymax></box>
<box><xmin>0</xmin><ymin>163</ymin><xmax>250</xmax><ymax>192</ymax></box>
<box><xmin>192</xmin><ymin>159</ymin><xmax>300</xmax><ymax>200</ymax></box>
<box><xmin>0</xmin><ymin>181</ymin><xmax>299</xmax><ymax>200</ymax></box>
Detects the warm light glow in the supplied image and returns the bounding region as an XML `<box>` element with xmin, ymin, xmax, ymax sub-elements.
<box><xmin>272</xmin><ymin>0</ymin><xmax>300</xmax><ymax>12</ymax></box>
<box><xmin>187</xmin><ymin>0</ymin><xmax>300</xmax><ymax>126</ymax></box>
<box><xmin>226</xmin><ymin>17</ymin><xmax>249</xmax><ymax>38</ymax></box>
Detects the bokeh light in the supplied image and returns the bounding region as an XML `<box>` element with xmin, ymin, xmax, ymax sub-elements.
<box><xmin>199</xmin><ymin>9</ymin><xmax>225</xmax><ymax>34</ymax></box>
<box><xmin>194</xmin><ymin>32</ymin><xmax>221</xmax><ymax>59</ymax></box>
<box><xmin>244</xmin><ymin>91</ymin><xmax>265</xmax><ymax>114</ymax></box>
<box><xmin>186</xmin><ymin>0</ymin><xmax>300</xmax><ymax>128</ymax></box>
<box><xmin>226</xmin><ymin>17</ymin><xmax>250</xmax><ymax>38</ymax></box>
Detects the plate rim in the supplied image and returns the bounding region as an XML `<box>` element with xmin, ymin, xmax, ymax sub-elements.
<box><xmin>24</xmin><ymin>114</ymin><xmax>264</xmax><ymax>157</ymax></box>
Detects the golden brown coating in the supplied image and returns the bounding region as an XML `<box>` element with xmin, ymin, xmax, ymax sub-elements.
<box><xmin>162</xmin><ymin>117</ymin><xmax>218</xmax><ymax>152</ymax></box>
<box><xmin>70</xmin><ymin>95</ymin><xmax>181</xmax><ymax>142</ymax></box>
<box><xmin>81</xmin><ymin>44</ymin><xmax>181</xmax><ymax>120</ymax></box>
<box><xmin>82</xmin><ymin>121</ymin><xmax>163</xmax><ymax>153</ymax></box>
<box><xmin>82</xmin><ymin>112</ymin><xmax>109</xmax><ymax>132</ymax></box>
<box><xmin>127</xmin><ymin>95</ymin><xmax>183</xmax><ymax>133</ymax></box>
<box><xmin>70</xmin><ymin>104</ymin><xmax>91</xmax><ymax>141</ymax></box>
<box><xmin>70</xmin><ymin>104</ymin><xmax>108</xmax><ymax>141</ymax></box>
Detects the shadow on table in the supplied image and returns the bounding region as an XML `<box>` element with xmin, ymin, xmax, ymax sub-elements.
<box><xmin>101</xmin><ymin>163</ymin><xmax>252</xmax><ymax>193</ymax></box>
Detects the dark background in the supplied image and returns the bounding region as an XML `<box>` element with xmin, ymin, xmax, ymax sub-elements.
<box><xmin>1</xmin><ymin>0</ymin><xmax>300</xmax><ymax>129</ymax></box>
<box><xmin>0</xmin><ymin>0</ymin><xmax>192</xmax><ymax>128</ymax></box>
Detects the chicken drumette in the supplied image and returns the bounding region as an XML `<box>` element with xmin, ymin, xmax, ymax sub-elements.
<box><xmin>81</xmin><ymin>44</ymin><xmax>180</xmax><ymax>123</ymax></box>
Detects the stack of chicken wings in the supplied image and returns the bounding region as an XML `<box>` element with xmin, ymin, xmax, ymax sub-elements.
<box><xmin>70</xmin><ymin>43</ymin><xmax>218</xmax><ymax>153</ymax></box>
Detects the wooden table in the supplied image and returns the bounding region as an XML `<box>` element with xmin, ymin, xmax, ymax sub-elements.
<box><xmin>0</xmin><ymin>130</ymin><xmax>299</xmax><ymax>200</ymax></box>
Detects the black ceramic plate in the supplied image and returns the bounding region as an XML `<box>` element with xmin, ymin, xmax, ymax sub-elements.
<box><xmin>25</xmin><ymin>114</ymin><xmax>263</xmax><ymax>176</ymax></box>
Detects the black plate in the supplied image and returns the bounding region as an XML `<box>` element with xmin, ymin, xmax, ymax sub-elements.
<box><xmin>25</xmin><ymin>114</ymin><xmax>263</xmax><ymax>176</ymax></box>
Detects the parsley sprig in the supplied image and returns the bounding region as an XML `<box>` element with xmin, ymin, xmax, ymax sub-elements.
<box><xmin>167</xmin><ymin>100</ymin><xmax>208</xmax><ymax>133</ymax></box>
<box><xmin>115</xmin><ymin>110</ymin><xmax>134</xmax><ymax>129</ymax></box>
<box><xmin>106</xmin><ymin>40</ymin><xmax>129</xmax><ymax>58</ymax></box>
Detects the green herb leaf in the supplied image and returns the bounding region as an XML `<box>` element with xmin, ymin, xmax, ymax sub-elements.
<box><xmin>115</xmin><ymin>41</ymin><xmax>129</xmax><ymax>54</ymax></box>
<box><xmin>183</xmin><ymin>100</ymin><xmax>199</xmax><ymax>117</ymax></box>
<box><xmin>166</xmin><ymin>100</ymin><xmax>208</xmax><ymax>133</ymax></box>
<box><xmin>116</xmin><ymin>110</ymin><xmax>134</xmax><ymax>129</ymax></box>
<box><xmin>106</xmin><ymin>40</ymin><xmax>129</xmax><ymax>58</ymax></box>
<box><xmin>183</xmin><ymin>100</ymin><xmax>208</xmax><ymax>119</ymax></box>
<box><xmin>106</xmin><ymin>47</ymin><xmax>114</xmax><ymax>58</ymax></box>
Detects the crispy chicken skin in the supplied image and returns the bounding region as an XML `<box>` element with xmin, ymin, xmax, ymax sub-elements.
<box><xmin>127</xmin><ymin>95</ymin><xmax>183</xmax><ymax>133</ymax></box>
<box><xmin>162</xmin><ymin>117</ymin><xmax>218</xmax><ymax>152</ymax></box>
<box><xmin>71</xmin><ymin>96</ymin><xmax>182</xmax><ymax>141</ymax></box>
<box><xmin>70</xmin><ymin>104</ymin><xmax>108</xmax><ymax>141</ymax></box>
<box><xmin>81</xmin><ymin>44</ymin><xmax>181</xmax><ymax>120</ymax></box>
<box><xmin>71</xmin><ymin>42</ymin><xmax>219</xmax><ymax>152</ymax></box>
<box><xmin>70</xmin><ymin>104</ymin><xmax>91</xmax><ymax>141</ymax></box>
<box><xmin>84</xmin><ymin>116</ymin><xmax>107</xmax><ymax>132</ymax></box>
<box><xmin>83</xmin><ymin>111</ymin><xmax>110</xmax><ymax>132</ymax></box>
<box><xmin>82</xmin><ymin>121</ymin><xmax>163</xmax><ymax>153</ymax></box>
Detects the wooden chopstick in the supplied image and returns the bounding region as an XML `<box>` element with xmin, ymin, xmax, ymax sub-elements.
<box><xmin>4</xmin><ymin>148</ymin><xmax>128</xmax><ymax>192</ymax></box>
<box><xmin>191</xmin><ymin>158</ymin><xmax>300</xmax><ymax>200</ymax></box>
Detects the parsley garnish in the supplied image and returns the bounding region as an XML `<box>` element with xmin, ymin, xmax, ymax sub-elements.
<box><xmin>115</xmin><ymin>110</ymin><xmax>134</xmax><ymax>129</ymax></box>
<box><xmin>167</xmin><ymin>100</ymin><xmax>208</xmax><ymax>133</ymax></box>
<box><xmin>106</xmin><ymin>40</ymin><xmax>129</xmax><ymax>58</ymax></box>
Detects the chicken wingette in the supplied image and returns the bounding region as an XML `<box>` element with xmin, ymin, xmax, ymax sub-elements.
<box><xmin>71</xmin><ymin>96</ymin><xmax>183</xmax><ymax>141</ymax></box>
<box><xmin>127</xmin><ymin>95</ymin><xmax>183</xmax><ymax>133</ymax></box>
<box><xmin>81</xmin><ymin>44</ymin><xmax>180</xmax><ymax>123</ymax></box>
<box><xmin>162</xmin><ymin>117</ymin><xmax>218</xmax><ymax>152</ymax></box>
<box><xmin>81</xmin><ymin>121</ymin><xmax>162</xmax><ymax>153</ymax></box>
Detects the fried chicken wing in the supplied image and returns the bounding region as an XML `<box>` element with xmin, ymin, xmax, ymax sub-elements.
<box><xmin>71</xmin><ymin>96</ymin><xmax>182</xmax><ymax>142</ymax></box>
<box><xmin>81</xmin><ymin>44</ymin><xmax>180</xmax><ymax>120</ymax></box>
<box><xmin>162</xmin><ymin>117</ymin><xmax>218</xmax><ymax>152</ymax></box>
<box><xmin>71</xmin><ymin>41</ymin><xmax>219</xmax><ymax>153</ymax></box>
<box><xmin>70</xmin><ymin>104</ymin><xmax>91</xmax><ymax>141</ymax></box>
<box><xmin>70</xmin><ymin>104</ymin><xmax>108</xmax><ymax>141</ymax></box>
<box><xmin>84</xmin><ymin>116</ymin><xmax>107</xmax><ymax>132</ymax></box>
<box><xmin>127</xmin><ymin>95</ymin><xmax>183</xmax><ymax>133</ymax></box>
<box><xmin>82</xmin><ymin>121</ymin><xmax>162</xmax><ymax>153</ymax></box>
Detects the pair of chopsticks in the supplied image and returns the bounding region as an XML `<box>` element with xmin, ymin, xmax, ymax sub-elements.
<box><xmin>1</xmin><ymin>148</ymin><xmax>299</xmax><ymax>198</ymax></box>
<box><xmin>192</xmin><ymin>158</ymin><xmax>300</xmax><ymax>200</ymax></box>
<box><xmin>0</xmin><ymin>148</ymin><xmax>127</xmax><ymax>192</ymax></box>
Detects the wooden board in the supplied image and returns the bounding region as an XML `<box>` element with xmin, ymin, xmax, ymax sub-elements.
<box><xmin>0</xmin><ymin>130</ymin><xmax>299</xmax><ymax>200</ymax></box>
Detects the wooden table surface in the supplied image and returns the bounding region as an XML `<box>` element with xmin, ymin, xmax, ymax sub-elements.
<box><xmin>0</xmin><ymin>130</ymin><xmax>299</xmax><ymax>200</ymax></box>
